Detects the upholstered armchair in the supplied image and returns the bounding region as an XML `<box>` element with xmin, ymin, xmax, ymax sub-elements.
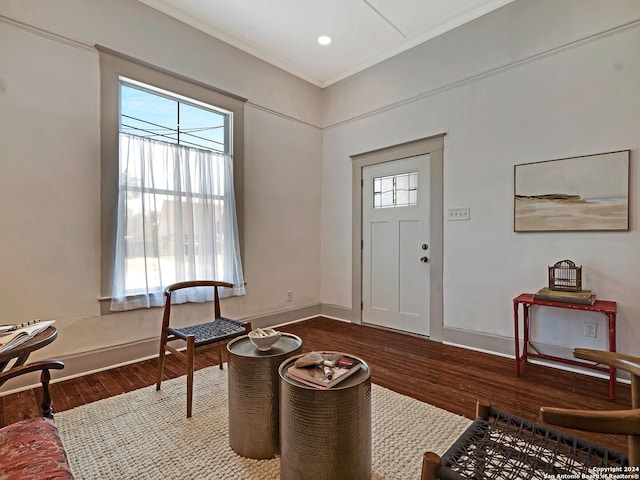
<box><xmin>0</xmin><ymin>360</ymin><xmax>74</xmax><ymax>479</ymax></box>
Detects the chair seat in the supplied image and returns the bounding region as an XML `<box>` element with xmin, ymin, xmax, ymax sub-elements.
<box><xmin>439</xmin><ymin>407</ymin><xmax>627</xmax><ymax>479</ymax></box>
<box><xmin>0</xmin><ymin>417</ymin><xmax>74</xmax><ymax>479</ymax></box>
<box><xmin>168</xmin><ymin>317</ymin><xmax>247</xmax><ymax>347</ymax></box>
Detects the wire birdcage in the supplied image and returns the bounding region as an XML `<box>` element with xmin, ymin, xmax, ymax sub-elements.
<box><xmin>548</xmin><ymin>259</ymin><xmax>582</xmax><ymax>292</ymax></box>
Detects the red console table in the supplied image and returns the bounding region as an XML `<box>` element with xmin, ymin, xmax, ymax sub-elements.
<box><xmin>513</xmin><ymin>293</ymin><xmax>617</xmax><ymax>399</ymax></box>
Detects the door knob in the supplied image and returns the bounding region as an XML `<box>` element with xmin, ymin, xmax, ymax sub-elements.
<box><xmin>420</xmin><ymin>256</ymin><xmax>429</xmax><ymax>263</ymax></box>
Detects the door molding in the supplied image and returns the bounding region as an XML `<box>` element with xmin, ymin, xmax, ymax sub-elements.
<box><xmin>351</xmin><ymin>134</ymin><xmax>444</xmax><ymax>341</ymax></box>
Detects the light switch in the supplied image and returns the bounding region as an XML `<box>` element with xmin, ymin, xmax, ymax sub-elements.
<box><xmin>447</xmin><ymin>208</ymin><xmax>470</xmax><ymax>221</ymax></box>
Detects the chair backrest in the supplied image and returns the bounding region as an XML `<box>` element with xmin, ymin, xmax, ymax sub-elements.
<box><xmin>540</xmin><ymin>349</ymin><xmax>640</xmax><ymax>466</ymax></box>
<box><xmin>162</xmin><ymin>280</ymin><xmax>234</xmax><ymax>329</ymax></box>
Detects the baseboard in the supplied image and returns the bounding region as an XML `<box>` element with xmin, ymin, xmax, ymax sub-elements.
<box><xmin>442</xmin><ymin>327</ymin><xmax>514</xmax><ymax>357</ymax></box>
<box><xmin>0</xmin><ymin>336</ymin><xmax>161</xmax><ymax>395</ymax></box>
<box><xmin>320</xmin><ymin>304</ymin><xmax>352</xmax><ymax>322</ymax></box>
<box><xmin>443</xmin><ymin>326</ymin><xmax>630</xmax><ymax>383</ymax></box>
<box><xmin>246</xmin><ymin>304</ymin><xmax>321</xmax><ymax>328</ymax></box>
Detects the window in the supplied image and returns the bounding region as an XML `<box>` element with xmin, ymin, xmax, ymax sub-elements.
<box><xmin>373</xmin><ymin>172</ymin><xmax>418</xmax><ymax>208</ymax></box>
<box><xmin>99</xmin><ymin>49</ymin><xmax>247</xmax><ymax>311</ymax></box>
<box><xmin>120</xmin><ymin>79</ymin><xmax>230</xmax><ymax>153</ymax></box>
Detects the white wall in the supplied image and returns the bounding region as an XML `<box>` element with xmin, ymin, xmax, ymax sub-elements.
<box><xmin>321</xmin><ymin>0</ymin><xmax>640</xmax><ymax>359</ymax></box>
<box><xmin>0</xmin><ymin>0</ymin><xmax>322</xmax><ymax>382</ymax></box>
<box><xmin>3</xmin><ymin>0</ymin><xmax>640</xmax><ymax>390</ymax></box>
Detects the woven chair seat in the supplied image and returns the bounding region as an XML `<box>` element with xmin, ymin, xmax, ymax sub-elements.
<box><xmin>437</xmin><ymin>407</ymin><xmax>627</xmax><ymax>480</ymax></box>
<box><xmin>169</xmin><ymin>317</ymin><xmax>247</xmax><ymax>347</ymax></box>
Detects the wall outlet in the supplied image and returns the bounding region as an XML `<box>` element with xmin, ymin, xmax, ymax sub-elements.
<box><xmin>583</xmin><ymin>322</ymin><xmax>597</xmax><ymax>338</ymax></box>
<box><xmin>447</xmin><ymin>208</ymin><xmax>470</xmax><ymax>221</ymax></box>
<box><xmin>287</xmin><ymin>291</ymin><xmax>293</xmax><ymax>302</ymax></box>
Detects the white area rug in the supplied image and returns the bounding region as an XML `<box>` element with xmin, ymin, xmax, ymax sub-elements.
<box><xmin>56</xmin><ymin>366</ymin><xmax>471</xmax><ymax>479</ymax></box>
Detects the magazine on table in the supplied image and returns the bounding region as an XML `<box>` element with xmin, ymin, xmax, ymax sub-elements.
<box><xmin>286</xmin><ymin>354</ymin><xmax>362</xmax><ymax>389</ymax></box>
<box><xmin>0</xmin><ymin>320</ymin><xmax>55</xmax><ymax>354</ymax></box>
<box><xmin>0</xmin><ymin>319</ymin><xmax>45</xmax><ymax>333</ymax></box>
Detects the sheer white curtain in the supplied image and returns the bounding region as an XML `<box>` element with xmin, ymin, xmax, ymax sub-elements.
<box><xmin>110</xmin><ymin>133</ymin><xmax>245</xmax><ymax>311</ymax></box>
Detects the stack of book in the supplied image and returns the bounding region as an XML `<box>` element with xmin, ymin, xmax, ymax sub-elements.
<box><xmin>286</xmin><ymin>354</ymin><xmax>362</xmax><ymax>389</ymax></box>
<box><xmin>533</xmin><ymin>287</ymin><xmax>596</xmax><ymax>306</ymax></box>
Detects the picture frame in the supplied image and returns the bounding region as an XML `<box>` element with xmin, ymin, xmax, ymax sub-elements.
<box><xmin>514</xmin><ymin>150</ymin><xmax>630</xmax><ymax>232</ymax></box>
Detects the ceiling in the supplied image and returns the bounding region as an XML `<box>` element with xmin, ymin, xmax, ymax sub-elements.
<box><xmin>136</xmin><ymin>0</ymin><xmax>515</xmax><ymax>87</ymax></box>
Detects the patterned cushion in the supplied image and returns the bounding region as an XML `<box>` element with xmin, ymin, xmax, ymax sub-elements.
<box><xmin>0</xmin><ymin>417</ymin><xmax>74</xmax><ymax>479</ymax></box>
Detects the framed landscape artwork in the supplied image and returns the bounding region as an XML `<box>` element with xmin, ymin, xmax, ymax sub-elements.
<box><xmin>514</xmin><ymin>150</ymin><xmax>630</xmax><ymax>232</ymax></box>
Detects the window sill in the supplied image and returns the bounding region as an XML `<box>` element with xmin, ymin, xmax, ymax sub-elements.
<box><xmin>98</xmin><ymin>296</ymin><xmax>163</xmax><ymax>315</ymax></box>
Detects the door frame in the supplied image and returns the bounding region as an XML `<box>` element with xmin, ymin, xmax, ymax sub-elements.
<box><xmin>351</xmin><ymin>134</ymin><xmax>444</xmax><ymax>341</ymax></box>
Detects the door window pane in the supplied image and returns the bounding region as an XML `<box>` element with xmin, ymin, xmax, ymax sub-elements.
<box><xmin>373</xmin><ymin>172</ymin><xmax>417</xmax><ymax>208</ymax></box>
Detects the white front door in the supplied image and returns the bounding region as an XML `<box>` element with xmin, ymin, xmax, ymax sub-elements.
<box><xmin>362</xmin><ymin>155</ymin><xmax>430</xmax><ymax>336</ymax></box>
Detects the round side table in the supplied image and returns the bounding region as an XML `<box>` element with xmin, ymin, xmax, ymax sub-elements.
<box><xmin>279</xmin><ymin>352</ymin><xmax>372</xmax><ymax>480</ymax></box>
<box><xmin>0</xmin><ymin>327</ymin><xmax>58</xmax><ymax>384</ymax></box>
<box><xmin>227</xmin><ymin>332</ymin><xmax>302</xmax><ymax>459</ymax></box>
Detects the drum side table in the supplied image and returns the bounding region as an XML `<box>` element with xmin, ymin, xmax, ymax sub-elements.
<box><xmin>227</xmin><ymin>332</ymin><xmax>302</xmax><ymax>459</ymax></box>
<box><xmin>279</xmin><ymin>352</ymin><xmax>372</xmax><ymax>480</ymax></box>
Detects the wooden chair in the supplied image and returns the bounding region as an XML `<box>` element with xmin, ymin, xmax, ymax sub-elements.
<box><xmin>540</xmin><ymin>349</ymin><xmax>640</xmax><ymax>466</ymax></box>
<box><xmin>155</xmin><ymin>280</ymin><xmax>251</xmax><ymax>418</ymax></box>
<box><xmin>421</xmin><ymin>348</ymin><xmax>639</xmax><ymax>479</ymax></box>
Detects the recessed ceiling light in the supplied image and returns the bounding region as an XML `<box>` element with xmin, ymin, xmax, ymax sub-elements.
<box><xmin>317</xmin><ymin>35</ymin><xmax>332</xmax><ymax>46</ymax></box>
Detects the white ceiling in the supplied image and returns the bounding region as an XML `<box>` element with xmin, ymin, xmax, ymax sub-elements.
<box><xmin>136</xmin><ymin>0</ymin><xmax>515</xmax><ymax>87</ymax></box>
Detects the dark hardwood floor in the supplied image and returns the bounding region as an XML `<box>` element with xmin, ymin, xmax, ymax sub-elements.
<box><xmin>0</xmin><ymin>316</ymin><xmax>632</xmax><ymax>453</ymax></box>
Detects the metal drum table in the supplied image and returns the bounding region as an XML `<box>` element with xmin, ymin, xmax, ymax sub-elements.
<box><xmin>279</xmin><ymin>352</ymin><xmax>371</xmax><ymax>480</ymax></box>
<box><xmin>227</xmin><ymin>332</ymin><xmax>302</xmax><ymax>459</ymax></box>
